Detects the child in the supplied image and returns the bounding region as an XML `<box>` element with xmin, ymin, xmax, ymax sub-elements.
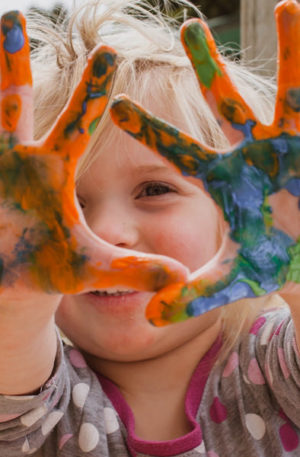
<box><xmin>0</xmin><ymin>0</ymin><xmax>299</xmax><ymax>456</ymax></box>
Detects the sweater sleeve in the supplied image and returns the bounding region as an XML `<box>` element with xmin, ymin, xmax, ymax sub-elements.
<box><xmin>198</xmin><ymin>306</ymin><xmax>300</xmax><ymax>456</ymax></box>
<box><xmin>0</xmin><ymin>333</ymin><xmax>71</xmax><ymax>456</ymax></box>
<box><xmin>241</xmin><ymin>306</ymin><xmax>300</xmax><ymax>426</ymax></box>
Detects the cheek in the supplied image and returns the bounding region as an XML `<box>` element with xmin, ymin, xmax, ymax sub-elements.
<box><xmin>55</xmin><ymin>299</ymin><xmax>73</xmax><ymax>336</ymax></box>
<box><xmin>145</xmin><ymin>205</ymin><xmax>220</xmax><ymax>271</ymax></box>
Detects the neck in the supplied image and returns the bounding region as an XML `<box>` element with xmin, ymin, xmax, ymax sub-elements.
<box><xmin>84</xmin><ymin>318</ymin><xmax>221</xmax><ymax>441</ymax></box>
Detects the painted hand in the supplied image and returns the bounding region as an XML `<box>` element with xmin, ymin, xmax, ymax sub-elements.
<box><xmin>111</xmin><ymin>0</ymin><xmax>300</xmax><ymax>325</ymax></box>
<box><xmin>0</xmin><ymin>11</ymin><xmax>188</xmax><ymax>298</ymax></box>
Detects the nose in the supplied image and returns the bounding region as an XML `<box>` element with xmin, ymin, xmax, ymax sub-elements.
<box><xmin>84</xmin><ymin>201</ymin><xmax>139</xmax><ymax>249</ymax></box>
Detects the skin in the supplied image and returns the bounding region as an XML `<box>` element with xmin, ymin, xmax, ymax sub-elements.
<box><xmin>56</xmin><ymin>122</ymin><xmax>223</xmax><ymax>440</ymax></box>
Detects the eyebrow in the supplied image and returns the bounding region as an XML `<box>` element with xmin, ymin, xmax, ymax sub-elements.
<box><xmin>132</xmin><ymin>164</ymin><xmax>177</xmax><ymax>175</ymax></box>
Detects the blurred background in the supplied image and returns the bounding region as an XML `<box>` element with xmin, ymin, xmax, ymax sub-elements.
<box><xmin>0</xmin><ymin>0</ymin><xmax>279</xmax><ymax>75</ymax></box>
<box><xmin>0</xmin><ymin>0</ymin><xmax>240</xmax><ymax>51</ymax></box>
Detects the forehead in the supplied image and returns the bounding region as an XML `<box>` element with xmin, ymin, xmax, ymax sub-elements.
<box><xmin>100</xmin><ymin>122</ymin><xmax>174</xmax><ymax>171</ymax></box>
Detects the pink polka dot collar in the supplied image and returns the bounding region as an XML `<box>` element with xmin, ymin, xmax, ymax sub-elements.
<box><xmin>95</xmin><ymin>336</ymin><xmax>222</xmax><ymax>456</ymax></box>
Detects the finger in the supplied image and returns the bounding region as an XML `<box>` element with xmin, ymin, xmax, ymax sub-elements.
<box><xmin>145</xmin><ymin>235</ymin><xmax>243</xmax><ymax>325</ymax></box>
<box><xmin>110</xmin><ymin>95</ymin><xmax>219</xmax><ymax>180</ymax></box>
<box><xmin>43</xmin><ymin>45</ymin><xmax>117</xmax><ymax>159</ymax></box>
<box><xmin>27</xmin><ymin>208</ymin><xmax>190</xmax><ymax>294</ymax></box>
<box><xmin>146</xmin><ymin>230</ymin><xmax>283</xmax><ymax>326</ymax></box>
<box><xmin>273</xmin><ymin>0</ymin><xmax>300</xmax><ymax>132</ymax></box>
<box><xmin>93</xmin><ymin>255</ymin><xmax>190</xmax><ymax>292</ymax></box>
<box><xmin>0</xmin><ymin>11</ymin><xmax>33</xmax><ymax>140</ymax></box>
<box><xmin>181</xmin><ymin>19</ymin><xmax>256</xmax><ymax>142</ymax></box>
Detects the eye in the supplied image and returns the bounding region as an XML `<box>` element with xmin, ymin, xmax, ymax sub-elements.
<box><xmin>136</xmin><ymin>181</ymin><xmax>175</xmax><ymax>198</ymax></box>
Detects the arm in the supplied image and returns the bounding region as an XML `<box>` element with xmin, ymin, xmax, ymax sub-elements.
<box><xmin>0</xmin><ymin>297</ymin><xmax>59</xmax><ymax>395</ymax></box>
<box><xmin>0</xmin><ymin>11</ymin><xmax>118</xmax><ymax>395</ymax></box>
<box><xmin>0</xmin><ymin>9</ymin><xmax>187</xmax><ymax>396</ymax></box>
<box><xmin>0</xmin><ymin>12</ymin><xmax>60</xmax><ymax>395</ymax></box>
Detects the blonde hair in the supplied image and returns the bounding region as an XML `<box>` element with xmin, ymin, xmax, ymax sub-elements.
<box><xmin>28</xmin><ymin>0</ymin><xmax>284</xmax><ymax>359</ymax></box>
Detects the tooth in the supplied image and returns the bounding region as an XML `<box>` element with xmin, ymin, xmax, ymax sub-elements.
<box><xmin>91</xmin><ymin>290</ymin><xmax>133</xmax><ymax>297</ymax></box>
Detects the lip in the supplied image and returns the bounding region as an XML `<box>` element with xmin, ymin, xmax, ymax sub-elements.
<box><xmin>82</xmin><ymin>290</ymin><xmax>153</xmax><ymax>315</ymax></box>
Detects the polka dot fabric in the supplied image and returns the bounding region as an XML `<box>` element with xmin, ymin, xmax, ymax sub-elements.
<box><xmin>197</xmin><ymin>307</ymin><xmax>300</xmax><ymax>457</ymax></box>
<box><xmin>1</xmin><ymin>306</ymin><xmax>300</xmax><ymax>456</ymax></box>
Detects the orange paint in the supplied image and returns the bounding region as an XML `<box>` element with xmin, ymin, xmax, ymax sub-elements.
<box><xmin>1</xmin><ymin>93</ymin><xmax>22</xmax><ymax>131</ymax></box>
<box><xmin>111</xmin><ymin>96</ymin><xmax>217</xmax><ymax>167</ymax></box>
<box><xmin>145</xmin><ymin>282</ymin><xmax>185</xmax><ymax>326</ymax></box>
<box><xmin>30</xmin><ymin>237</ymin><xmax>86</xmax><ymax>294</ymax></box>
<box><xmin>181</xmin><ymin>19</ymin><xmax>257</xmax><ymax>127</ymax></box>
<box><xmin>44</xmin><ymin>46</ymin><xmax>117</xmax><ymax>159</ymax></box>
<box><xmin>90</xmin><ymin>257</ymin><xmax>187</xmax><ymax>292</ymax></box>
<box><xmin>0</xmin><ymin>12</ymin><xmax>32</xmax><ymax>90</ymax></box>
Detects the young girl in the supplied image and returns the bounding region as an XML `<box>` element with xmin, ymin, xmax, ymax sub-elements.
<box><xmin>0</xmin><ymin>0</ymin><xmax>299</xmax><ymax>456</ymax></box>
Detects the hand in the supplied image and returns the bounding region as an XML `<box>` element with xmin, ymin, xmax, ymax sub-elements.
<box><xmin>0</xmin><ymin>11</ymin><xmax>188</xmax><ymax>299</ymax></box>
<box><xmin>110</xmin><ymin>0</ymin><xmax>300</xmax><ymax>325</ymax></box>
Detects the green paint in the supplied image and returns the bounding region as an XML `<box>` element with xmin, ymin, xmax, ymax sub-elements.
<box><xmin>183</xmin><ymin>22</ymin><xmax>222</xmax><ymax>88</ymax></box>
<box><xmin>243</xmin><ymin>141</ymin><xmax>279</xmax><ymax>177</ymax></box>
<box><xmin>261</xmin><ymin>196</ymin><xmax>273</xmax><ymax>233</ymax></box>
<box><xmin>88</xmin><ymin>116</ymin><xmax>101</xmax><ymax>135</ymax></box>
<box><xmin>287</xmin><ymin>239</ymin><xmax>300</xmax><ymax>283</ymax></box>
<box><xmin>286</xmin><ymin>88</ymin><xmax>300</xmax><ymax>112</ymax></box>
<box><xmin>220</xmin><ymin>99</ymin><xmax>241</xmax><ymax>123</ymax></box>
<box><xmin>162</xmin><ymin>302</ymin><xmax>190</xmax><ymax>323</ymax></box>
<box><xmin>92</xmin><ymin>52</ymin><xmax>115</xmax><ymax>78</ymax></box>
<box><xmin>237</xmin><ymin>278</ymin><xmax>266</xmax><ymax>295</ymax></box>
<box><xmin>0</xmin><ymin>133</ymin><xmax>17</xmax><ymax>155</ymax></box>
<box><xmin>181</xmin><ymin>285</ymin><xmax>190</xmax><ymax>297</ymax></box>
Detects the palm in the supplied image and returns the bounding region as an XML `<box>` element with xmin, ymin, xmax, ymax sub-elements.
<box><xmin>0</xmin><ymin>11</ymin><xmax>187</xmax><ymax>297</ymax></box>
<box><xmin>111</xmin><ymin>0</ymin><xmax>300</xmax><ymax>325</ymax></box>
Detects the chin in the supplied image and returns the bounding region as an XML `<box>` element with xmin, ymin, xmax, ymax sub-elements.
<box><xmin>58</xmin><ymin>318</ymin><xmax>159</xmax><ymax>360</ymax></box>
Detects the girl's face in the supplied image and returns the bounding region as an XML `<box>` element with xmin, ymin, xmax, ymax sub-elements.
<box><xmin>56</xmin><ymin>122</ymin><xmax>222</xmax><ymax>362</ymax></box>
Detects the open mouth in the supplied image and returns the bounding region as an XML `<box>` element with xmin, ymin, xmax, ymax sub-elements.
<box><xmin>90</xmin><ymin>290</ymin><xmax>136</xmax><ymax>297</ymax></box>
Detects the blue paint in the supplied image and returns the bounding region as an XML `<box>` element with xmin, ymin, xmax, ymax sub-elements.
<box><xmin>64</xmin><ymin>57</ymin><xmax>114</xmax><ymax>138</ymax></box>
<box><xmin>285</xmin><ymin>177</ymin><xmax>300</xmax><ymax>196</ymax></box>
<box><xmin>3</xmin><ymin>23</ymin><xmax>24</xmax><ymax>54</ymax></box>
<box><xmin>271</xmin><ymin>137</ymin><xmax>289</xmax><ymax>155</ymax></box>
<box><xmin>12</xmin><ymin>228</ymin><xmax>35</xmax><ymax>265</ymax></box>
<box><xmin>89</xmin><ymin>90</ymin><xmax>106</xmax><ymax>99</ymax></box>
<box><xmin>187</xmin><ymin>280</ymin><xmax>255</xmax><ymax>316</ymax></box>
<box><xmin>224</xmin><ymin>280</ymin><xmax>256</xmax><ymax>301</ymax></box>
<box><xmin>81</xmin><ymin>100</ymin><xmax>87</xmax><ymax>115</ymax></box>
<box><xmin>231</xmin><ymin>166</ymin><xmax>265</xmax><ymax>208</ymax></box>
<box><xmin>232</xmin><ymin>119</ymin><xmax>255</xmax><ymax>140</ymax></box>
<box><xmin>240</xmin><ymin>229</ymin><xmax>292</xmax><ymax>275</ymax></box>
